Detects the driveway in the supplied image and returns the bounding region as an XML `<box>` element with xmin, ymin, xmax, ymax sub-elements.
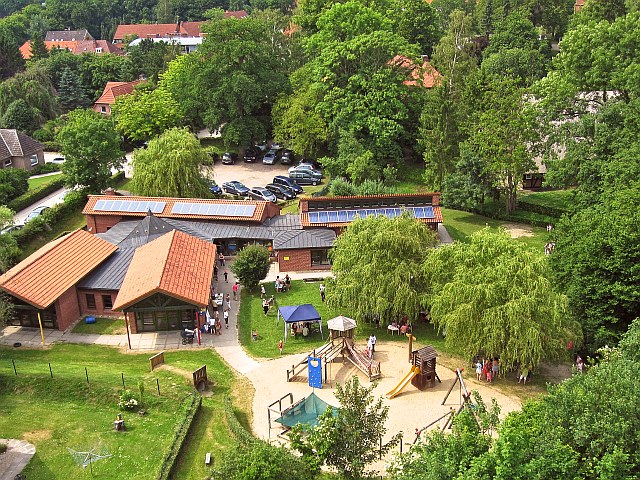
<box><xmin>206</xmin><ymin>161</ymin><xmax>291</xmax><ymax>190</ymax></box>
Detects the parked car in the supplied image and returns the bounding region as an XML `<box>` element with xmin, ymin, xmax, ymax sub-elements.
<box><xmin>270</xmin><ymin>142</ymin><xmax>283</xmax><ymax>150</ymax></box>
<box><xmin>222</xmin><ymin>152</ymin><xmax>238</xmax><ymax>165</ymax></box>
<box><xmin>280</xmin><ymin>150</ymin><xmax>295</xmax><ymax>165</ymax></box>
<box><xmin>289</xmin><ymin>168</ymin><xmax>323</xmax><ymax>186</ymax></box>
<box><xmin>51</xmin><ymin>156</ymin><xmax>65</xmax><ymax>164</ymax></box>
<box><xmin>0</xmin><ymin>224</ymin><xmax>23</xmax><ymax>235</ymax></box>
<box><xmin>273</xmin><ymin>175</ymin><xmax>304</xmax><ymax>194</ymax></box>
<box><xmin>255</xmin><ymin>141</ymin><xmax>269</xmax><ymax>152</ymax></box>
<box><xmin>209</xmin><ymin>181</ymin><xmax>223</xmax><ymax>195</ymax></box>
<box><xmin>243</xmin><ymin>147</ymin><xmax>260</xmax><ymax>163</ymax></box>
<box><xmin>262</xmin><ymin>149</ymin><xmax>280</xmax><ymax>165</ymax></box>
<box><xmin>248</xmin><ymin>187</ymin><xmax>277</xmax><ymax>203</ymax></box>
<box><xmin>25</xmin><ymin>205</ymin><xmax>50</xmax><ymax>222</ymax></box>
<box><xmin>222</xmin><ymin>181</ymin><xmax>250</xmax><ymax>196</ymax></box>
<box><xmin>265</xmin><ymin>183</ymin><xmax>296</xmax><ymax>200</ymax></box>
<box><xmin>289</xmin><ymin>162</ymin><xmax>323</xmax><ymax>175</ymax></box>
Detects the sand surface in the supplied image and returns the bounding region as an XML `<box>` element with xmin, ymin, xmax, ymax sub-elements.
<box><xmin>246</xmin><ymin>341</ymin><xmax>522</xmax><ymax>471</ymax></box>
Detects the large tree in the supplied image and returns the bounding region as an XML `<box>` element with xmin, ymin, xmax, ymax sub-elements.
<box><xmin>424</xmin><ymin>228</ymin><xmax>581</xmax><ymax>371</ymax></box>
<box><xmin>0</xmin><ymin>27</ymin><xmax>24</xmax><ymax>81</ymax></box>
<box><xmin>56</xmin><ymin>109</ymin><xmax>123</xmax><ymax>193</ymax></box>
<box><xmin>196</xmin><ymin>12</ymin><xmax>291</xmax><ymax>147</ymax></box>
<box><xmin>291</xmin><ymin>376</ymin><xmax>400</xmax><ymax>479</ymax></box>
<box><xmin>230</xmin><ymin>245</ymin><xmax>271</xmax><ymax>290</ymax></box>
<box><xmin>328</xmin><ymin>214</ymin><xmax>438</xmax><ymax>324</ymax></box>
<box><xmin>130</xmin><ymin>127</ymin><xmax>210</xmax><ymax>198</ymax></box>
<box><xmin>549</xmin><ymin>186</ymin><xmax>640</xmax><ymax>350</ymax></box>
<box><xmin>112</xmin><ymin>86</ymin><xmax>183</xmax><ymax>142</ymax></box>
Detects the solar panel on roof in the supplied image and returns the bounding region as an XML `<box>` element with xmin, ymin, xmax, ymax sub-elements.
<box><xmin>170</xmin><ymin>202</ymin><xmax>257</xmax><ymax>217</ymax></box>
<box><xmin>94</xmin><ymin>199</ymin><xmax>165</xmax><ymax>213</ymax></box>
<box><xmin>305</xmin><ymin>206</ymin><xmax>435</xmax><ymax>224</ymax></box>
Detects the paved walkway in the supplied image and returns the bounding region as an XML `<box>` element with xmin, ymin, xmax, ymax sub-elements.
<box><xmin>0</xmin><ymin>439</ymin><xmax>35</xmax><ymax>480</ymax></box>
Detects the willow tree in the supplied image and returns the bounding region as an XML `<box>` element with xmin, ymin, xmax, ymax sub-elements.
<box><xmin>424</xmin><ymin>228</ymin><xmax>581</xmax><ymax>371</ymax></box>
<box><xmin>327</xmin><ymin>214</ymin><xmax>438</xmax><ymax>324</ymax></box>
<box><xmin>131</xmin><ymin>127</ymin><xmax>210</xmax><ymax>198</ymax></box>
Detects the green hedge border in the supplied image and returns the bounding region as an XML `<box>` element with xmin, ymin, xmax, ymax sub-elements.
<box><xmin>8</xmin><ymin>177</ymin><xmax>65</xmax><ymax>213</ymax></box>
<box><xmin>516</xmin><ymin>199</ymin><xmax>567</xmax><ymax>219</ymax></box>
<box><xmin>223</xmin><ymin>395</ymin><xmax>256</xmax><ymax>445</ymax></box>
<box><xmin>156</xmin><ymin>393</ymin><xmax>202</xmax><ymax>480</ymax></box>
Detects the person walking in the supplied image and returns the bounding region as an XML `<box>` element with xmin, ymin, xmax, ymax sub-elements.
<box><xmin>319</xmin><ymin>283</ymin><xmax>326</xmax><ymax>302</ymax></box>
<box><xmin>225</xmin><ymin>294</ymin><xmax>231</xmax><ymax>310</ymax></box>
<box><xmin>278</xmin><ymin>339</ymin><xmax>283</xmax><ymax>355</ymax></box>
<box><xmin>476</xmin><ymin>360</ymin><xmax>482</xmax><ymax>381</ymax></box>
<box><xmin>371</xmin><ymin>334</ymin><xmax>377</xmax><ymax>353</ymax></box>
<box><xmin>492</xmin><ymin>358</ymin><xmax>499</xmax><ymax>380</ymax></box>
<box><xmin>232</xmin><ymin>281</ymin><xmax>239</xmax><ymax>301</ymax></box>
<box><xmin>218</xmin><ymin>252</ymin><xmax>225</xmax><ymax>266</ymax></box>
<box><xmin>260</xmin><ymin>285</ymin><xmax>266</xmax><ymax>299</ymax></box>
<box><xmin>223</xmin><ymin>309</ymin><xmax>229</xmax><ymax>329</ymax></box>
<box><xmin>213</xmin><ymin>265</ymin><xmax>219</xmax><ymax>281</ymax></box>
<box><xmin>224</xmin><ymin>270</ymin><xmax>228</xmax><ymax>283</ymax></box>
<box><xmin>263</xmin><ymin>298</ymin><xmax>270</xmax><ymax>316</ymax></box>
<box><xmin>216</xmin><ymin>318</ymin><xmax>222</xmax><ymax>335</ymax></box>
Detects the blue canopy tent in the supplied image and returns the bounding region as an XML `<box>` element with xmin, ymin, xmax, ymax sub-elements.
<box><xmin>278</xmin><ymin>304</ymin><xmax>323</xmax><ymax>342</ymax></box>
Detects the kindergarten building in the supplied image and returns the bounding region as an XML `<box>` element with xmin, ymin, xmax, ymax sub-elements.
<box><xmin>0</xmin><ymin>192</ymin><xmax>442</xmax><ymax>332</ymax></box>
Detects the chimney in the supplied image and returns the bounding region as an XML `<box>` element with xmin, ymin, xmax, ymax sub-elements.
<box><xmin>103</xmin><ymin>187</ymin><xmax>117</xmax><ymax>196</ymax></box>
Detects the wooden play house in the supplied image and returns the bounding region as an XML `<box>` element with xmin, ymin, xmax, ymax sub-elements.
<box><xmin>411</xmin><ymin>345</ymin><xmax>440</xmax><ymax>389</ymax></box>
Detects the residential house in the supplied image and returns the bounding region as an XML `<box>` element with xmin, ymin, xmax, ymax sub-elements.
<box><xmin>574</xmin><ymin>0</ymin><xmax>585</xmax><ymax>13</ymax></box>
<box><xmin>0</xmin><ymin>129</ymin><xmax>45</xmax><ymax>171</ymax></box>
<box><xmin>19</xmin><ymin>38</ymin><xmax>122</xmax><ymax>60</ymax></box>
<box><xmin>112</xmin><ymin>11</ymin><xmax>248</xmax><ymax>44</ymax></box>
<box><xmin>127</xmin><ymin>36</ymin><xmax>203</xmax><ymax>54</ymax></box>
<box><xmin>93</xmin><ymin>80</ymin><xmax>142</xmax><ymax>115</ymax></box>
<box><xmin>45</xmin><ymin>29</ymin><xmax>93</xmax><ymax>42</ymax></box>
<box><xmin>388</xmin><ymin>55</ymin><xmax>442</xmax><ymax>88</ymax></box>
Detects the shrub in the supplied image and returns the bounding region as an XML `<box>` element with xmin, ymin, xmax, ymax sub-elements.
<box><xmin>7</xmin><ymin>176</ymin><xmax>65</xmax><ymax>213</ymax></box>
<box><xmin>329</xmin><ymin>177</ymin><xmax>358</xmax><ymax>197</ymax></box>
<box><xmin>118</xmin><ymin>389</ymin><xmax>139</xmax><ymax>410</ymax></box>
<box><xmin>230</xmin><ymin>245</ymin><xmax>271</xmax><ymax>290</ymax></box>
<box><xmin>0</xmin><ymin>168</ymin><xmax>29</xmax><ymax>205</ymax></box>
<box><xmin>30</xmin><ymin>163</ymin><xmax>61</xmax><ymax>176</ymax></box>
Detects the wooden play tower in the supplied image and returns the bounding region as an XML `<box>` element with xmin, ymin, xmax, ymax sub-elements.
<box><xmin>411</xmin><ymin>345</ymin><xmax>440</xmax><ymax>389</ymax></box>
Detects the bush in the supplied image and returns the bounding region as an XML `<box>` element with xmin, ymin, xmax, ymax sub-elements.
<box><xmin>230</xmin><ymin>245</ymin><xmax>271</xmax><ymax>290</ymax></box>
<box><xmin>30</xmin><ymin>163</ymin><xmax>61</xmax><ymax>176</ymax></box>
<box><xmin>0</xmin><ymin>443</ymin><xmax>6</xmax><ymax>454</ymax></box>
<box><xmin>7</xmin><ymin>176</ymin><xmax>65</xmax><ymax>213</ymax></box>
<box><xmin>0</xmin><ymin>168</ymin><xmax>29</xmax><ymax>205</ymax></box>
<box><xmin>118</xmin><ymin>389</ymin><xmax>139</xmax><ymax>410</ymax></box>
<box><xmin>329</xmin><ymin>177</ymin><xmax>358</xmax><ymax>197</ymax></box>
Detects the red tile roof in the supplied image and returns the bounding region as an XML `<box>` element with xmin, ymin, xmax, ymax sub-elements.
<box><xmin>19</xmin><ymin>40</ymin><xmax>122</xmax><ymax>59</ymax></box>
<box><xmin>83</xmin><ymin>195</ymin><xmax>276</xmax><ymax>223</ymax></box>
<box><xmin>94</xmin><ymin>80</ymin><xmax>142</xmax><ymax>105</ymax></box>
<box><xmin>113</xmin><ymin>12</ymin><xmax>248</xmax><ymax>42</ymax></box>
<box><xmin>112</xmin><ymin>230</ymin><xmax>216</xmax><ymax>311</ymax></box>
<box><xmin>0</xmin><ymin>230</ymin><xmax>117</xmax><ymax>309</ymax></box>
<box><xmin>389</xmin><ymin>55</ymin><xmax>442</xmax><ymax>88</ymax></box>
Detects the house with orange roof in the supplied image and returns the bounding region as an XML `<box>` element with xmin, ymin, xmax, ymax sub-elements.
<box><xmin>93</xmin><ymin>80</ymin><xmax>143</xmax><ymax>115</ymax></box>
<box><xmin>574</xmin><ymin>0</ymin><xmax>585</xmax><ymax>12</ymax></box>
<box><xmin>112</xmin><ymin>11</ymin><xmax>248</xmax><ymax>44</ymax></box>
<box><xmin>388</xmin><ymin>55</ymin><xmax>442</xmax><ymax>88</ymax></box>
<box><xmin>18</xmin><ymin>39</ymin><xmax>122</xmax><ymax>60</ymax></box>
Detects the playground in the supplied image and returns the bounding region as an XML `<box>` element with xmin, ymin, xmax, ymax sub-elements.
<box><xmin>247</xmin><ymin>338</ymin><xmax>522</xmax><ymax>449</ymax></box>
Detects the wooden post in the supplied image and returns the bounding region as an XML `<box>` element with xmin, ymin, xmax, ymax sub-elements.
<box><xmin>124</xmin><ymin>313</ymin><xmax>132</xmax><ymax>350</ymax></box>
<box><xmin>37</xmin><ymin>311</ymin><xmax>45</xmax><ymax>347</ymax></box>
<box><xmin>407</xmin><ymin>334</ymin><xmax>414</xmax><ymax>363</ymax></box>
<box><xmin>49</xmin><ymin>363</ymin><xmax>53</xmax><ymax>378</ymax></box>
<box><xmin>156</xmin><ymin>378</ymin><xmax>161</xmax><ymax>396</ymax></box>
<box><xmin>12</xmin><ymin>359</ymin><xmax>17</xmax><ymax>375</ymax></box>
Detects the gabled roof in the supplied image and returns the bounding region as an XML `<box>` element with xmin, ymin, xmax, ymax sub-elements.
<box><xmin>94</xmin><ymin>80</ymin><xmax>142</xmax><ymax>105</ymax></box>
<box><xmin>0</xmin><ymin>129</ymin><xmax>44</xmax><ymax>161</ymax></box>
<box><xmin>0</xmin><ymin>230</ymin><xmax>117</xmax><ymax>309</ymax></box>
<box><xmin>19</xmin><ymin>39</ymin><xmax>121</xmax><ymax>59</ymax></box>
<box><xmin>273</xmin><ymin>229</ymin><xmax>335</xmax><ymax>250</ymax></box>
<box><xmin>112</xmin><ymin>230</ymin><xmax>216</xmax><ymax>311</ymax></box>
<box><xmin>45</xmin><ymin>29</ymin><xmax>93</xmax><ymax>42</ymax></box>
<box><xmin>112</xmin><ymin>13</ymin><xmax>247</xmax><ymax>42</ymax></box>
<box><xmin>389</xmin><ymin>55</ymin><xmax>442</xmax><ymax>88</ymax></box>
<box><xmin>83</xmin><ymin>195</ymin><xmax>276</xmax><ymax>223</ymax></box>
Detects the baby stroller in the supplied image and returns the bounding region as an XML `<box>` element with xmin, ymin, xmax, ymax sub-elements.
<box><xmin>181</xmin><ymin>329</ymin><xmax>195</xmax><ymax>345</ymax></box>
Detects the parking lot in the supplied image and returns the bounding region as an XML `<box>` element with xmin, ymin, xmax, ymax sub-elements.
<box><xmin>207</xmin><ymin>161</ymin><xmax>298</xmax><ymax>190</ymax></box>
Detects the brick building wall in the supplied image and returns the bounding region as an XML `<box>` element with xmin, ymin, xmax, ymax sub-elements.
<box><xmin>54</xmin><ymin>287</ymin><xmax>81</xmax><ymax>330</ymax></box>
<box><xmin>77</xmin><ymin>288</ymin><xmax>119</xmax><ymax>316</ymax></box>
<box><xmin>277</xmin><ymin>249</ymin><xmax>332</xmax><ymax>272</ymax></box>
<box><xmin>87</xmin><ymin>214</ymin><xmax>123</xmax><ymax>234</ymax></box>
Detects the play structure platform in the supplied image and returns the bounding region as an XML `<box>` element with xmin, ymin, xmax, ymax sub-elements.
<box><xmin>286</xmin><ymin>340</ymin><xmax>343</xmax><ymax>382</ymax></box>
<box><xmin>386</xmin><ymin>345</ymin><xmax>440</xmax><ymax>399</ymax></box>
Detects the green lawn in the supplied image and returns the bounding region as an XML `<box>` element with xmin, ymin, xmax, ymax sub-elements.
<box><xmin>442</xmin><ymin>207</ymin><xmax>547</xmax><ymax>250</ymax></box>
<box><xmin>0</xmin><ymin>344</ymin><xmax>239</xmax><ymax>479</ymax></box>
<box><xmin>18</xmin><ymin>210</ymin><xmax>87</xmax><ymax>260</ymax></box>
<box><xmin>238</xmin><ymin>280</ymin><xmax>456</xmax><ymax>359</ymax></box>
<box><xmin>519</xmin><ymin>189</ymin><xmax>576</xmax><ymax>212</ymax></box>
<box><xmin>27</xmin><ymin>173</ymin><xmax>63</xmax><ymax>190</ymax></box>
<box><xmin>71</xmin><ymin>317</ymin><xmax>127</xmax><ymax>335</ymax></box>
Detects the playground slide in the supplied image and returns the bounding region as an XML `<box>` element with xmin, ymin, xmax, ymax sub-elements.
<box><xmin>385</xmin><ymin>366</ymin><xmax>420</xmax><ymax>399</ymax></box>
<box><xmin>345</xmin><ymin>341</ymin><xmax>381</xmax><ymax>379</ymax></box>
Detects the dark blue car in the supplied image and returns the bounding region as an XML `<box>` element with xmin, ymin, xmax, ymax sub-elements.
<box><xmin>272</xmin><ymin>175</ymin><xmax>303</xmax><ymax>194</ymax></box>
<box><xmin>209</xmin><ymin>182</ymin><xmax>222</xmax><ymax>195</ymax></box>
<box><xmin>222</xmin><ymin>181</ymin><xmax>250</xmax><ymax>196</ymax></box>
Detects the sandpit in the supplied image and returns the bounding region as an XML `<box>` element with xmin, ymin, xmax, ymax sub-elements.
<box><xmin>246</xmin><ymin>341</ymin><xmax>522</xmax><ymax>447</ymax></box>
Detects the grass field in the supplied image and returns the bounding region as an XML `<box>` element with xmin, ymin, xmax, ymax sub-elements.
<box><xmin>519</xmin><ymin>189</ymin><xmax>576</xmax><ymax>212</ymax></box>
<box><xmin>27</xmin><ymin>173</ymin><xmax>63</xmax><ymax>190</ymax></box>
<box><xmin>0</xmin><ymin>344</ymin><xmax>239</xmax><ymax>479</ymax></box>
<box><xmin>71</xmin><ymin>317</ymin><xmax>126</xmax><ymax>335</ymax></box>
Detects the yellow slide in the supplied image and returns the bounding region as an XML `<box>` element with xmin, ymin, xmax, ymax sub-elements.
<box><xmin>385</xmin><ymin>366</ymin><xmax>420</xmax><ymax>399</ymax></box>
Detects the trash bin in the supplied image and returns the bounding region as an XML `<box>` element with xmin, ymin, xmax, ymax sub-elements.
<box><xmin>85</xmin><ymin>316</ymin><xmax>96</xmax><ymax>324</ymax></box>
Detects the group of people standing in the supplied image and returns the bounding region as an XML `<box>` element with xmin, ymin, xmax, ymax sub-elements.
<box><xmin>202</xmin><ymin>254</ymin><xmax>238</xmax><ymax>335</ymax></box>
<box><xmin>476</xmin><ymin>357</ymin><xmax>500</xmax><ymax>383</ymax></box>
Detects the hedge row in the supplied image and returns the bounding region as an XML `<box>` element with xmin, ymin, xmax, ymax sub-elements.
<box><xmin>13</xmin><ymin>191</ymin><xmax>88</xmax><ymax>248</ymax></box>
<box><xmin>8</xmin><ymin>177</ymin><xmax>65</xmax><ymax>213</ymax></box>
<box><xmin>223</xmin><ymin>395</ymin><xmax>256</xmax><ymax>445</ymax></box>
<box><xmin>516</xmin><ymin>199</ymin><xmax>567</xmax><ymax>219</ymax></box>
<box><xmin>156</xmin><ymin>393</ymin><xmax>202</xmax><ymax>480</ymax></box>
<box><xmin>473</xmin><ymin>205</ymin><xmax>557</xmax><ymax>229</ymax></box>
